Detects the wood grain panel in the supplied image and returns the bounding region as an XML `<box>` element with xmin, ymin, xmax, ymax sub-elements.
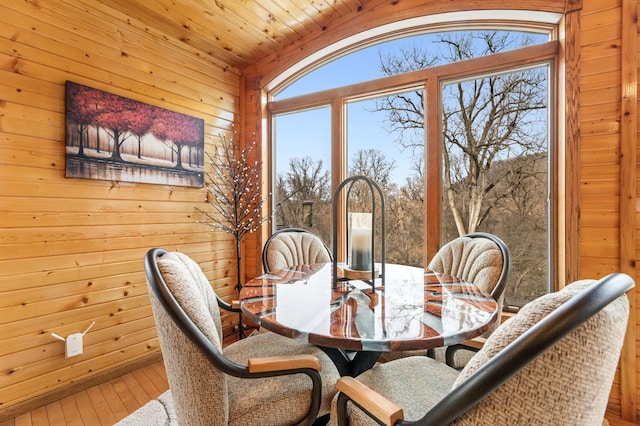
<box><xmin>618</xmin><ymin>0</ymin><xmax>638</xmax><ymax>419</ymax></box>
<box><xmin>98</xmin><ymin>0</ymin><xmax>365</xmax><ymax>68</ymax></box>
<box><xmin>581</xmin><ymin>85</ymin><xmax>623</xmax><ymax>106</ymax></box>
<box><xmin>0</xmin><ymin>2</ymin><xmax>241</xmax><ymax>92</ymax></box>
<box><xmin>581</xmin><ymin>102</ymin><xmax>621</xmax><ymax>122</ymax></box>
<box><xmin>2</xmin><ymin>0</ymin><xmax>639</xmax><ymax>421</ymax></box>
<box><xmin>579</xmin><ymin>0</ymin><xmax>637</xmax><ymax>421</ymax></box>
<box><xmin>580</xmin><ymin>69</ymin><xmax>622</xmax><ymax>89</ymax></box>
<box><xmin>0</xmin><ymin>39</ymin><xmax>236</xmax><ymax>111</ymax></box>
<box><xmin>580</xmin><ymin>209</ymin><xmax>620</xmax><ymax>227</ymax></box>
<box><xmin>240</xmin><ymin>0</ymin><xmax>637</xmax><ymax>422</ymax></box>
<box><xmin>582</xmin><ymin>22</ymin><xmax>624</xmax><ymax>44</ymax></box>
<box><xmin>579</xmin><ymin>257</ymin><xmax>621</xmax><ymax>277</ymax></box>
<box><xmin>0</xmin><ymin>0</ymin><xmax>239</xmax><ymax>411</ymax></box>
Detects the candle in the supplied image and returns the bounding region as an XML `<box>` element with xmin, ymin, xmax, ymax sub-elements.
<box><xmin>351</xmin><ymin>227</ymin><xmax>371</xmax><ymax>271</ymax></box>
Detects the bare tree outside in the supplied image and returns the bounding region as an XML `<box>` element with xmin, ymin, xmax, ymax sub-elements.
<box><xmin>347</xmin><ymin>149</ymin><xmax>394</xmax><ymax>265</ymax></box>
<box><xmin>347</xmin><ymin>149</ymin><xmax>423</xmax><ymax>266</ymax></box>
<box><xmin>374</xmin><ymin>31</ymin><xmax>549</xmax><ymax>306</ymax></box>
<box><xmin>389</xmin><ymin>157</ymin><xmax>426</xmax><ymax>267</ymax></box>
<box><xmin>347</xmin><ymin>148</ymin><xmax>396</xmax><ymax>209</ymax></box>
<box><xmin>275</xmin><ymin>157</ymin><xmax>332</xmax><ymax>242</ymax></box>
<box><xmin>272</xmin><ymin>30</ymin><xmax>551</xmax><ymax>307</ymax></box>
<box><xmin>276</xmin><ymin>149</ymin><xmax>425</xmax><ymax>268</ymax></box>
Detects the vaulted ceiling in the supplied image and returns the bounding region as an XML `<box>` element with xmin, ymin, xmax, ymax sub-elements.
<box><xmin>98</xmin><ymin>0</ymin><xmax>367</xmax><ymax>69</ymax></box>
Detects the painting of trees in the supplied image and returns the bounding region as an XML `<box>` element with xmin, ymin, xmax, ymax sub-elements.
<box><xmin>65</xmin><ymin>81</ymin><xmax>204</xmax><ymax>187</ymax></box>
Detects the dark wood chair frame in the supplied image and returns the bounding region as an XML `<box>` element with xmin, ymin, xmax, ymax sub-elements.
<box><xmin>262</xmin><ymin>227</ymin><xmax>333</xmax><ymax>273</ymax></box>
<box><xmin>145</xmin><ymin>247</ymin><xmax>326</xmax><ymax>426</ymax></box>
<box><xmin>335</xmin><ymin>272</ymin><xmax>634</xmax><ymax>425</ymax></box>
<box><xmin>443</xmin><ymin>232</ymin><xmax>512</xmax><ymax>367</ymax></box>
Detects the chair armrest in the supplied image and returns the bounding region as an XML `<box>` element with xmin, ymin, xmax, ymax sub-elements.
<box><xmin>459</xmin><ymin>336</ymin><xmax>487</xmax><ymax>350</ymax></box>
<box><xmin>248</xmin><ymin>354</ymin><xmax>325</xmax><ymax>425</ymax></box>
<box><xmin>336</xmin><ymin>376</ymin><xmax>404</xmax><ymax>426</ymax></box>
<box><xmin>216</xmin><ymin>296</ymin><xmax>241</xmax><ymax>313</ymax></box>
<box><xmin>445</xmin><ymin>336</ymin><xmax>487</xmax><ymax>367</ymax></box>
<box><xmin>248</xmin><ymin>354</ymin><xmax>322</xmax><ymax>373</ymax></box>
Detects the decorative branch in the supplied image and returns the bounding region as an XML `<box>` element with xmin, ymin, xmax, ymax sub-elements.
<box><xmin>197</xmin><ymin>132</ymin><xmax>268</xmax><ymax>245</ymax></box>
<box><xmin>196</xmin><ymin>131</ymin><xmax>268</xmax><ymax>339</ymax></box>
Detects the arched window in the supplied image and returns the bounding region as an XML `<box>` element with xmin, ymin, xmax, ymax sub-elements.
<box><xmin>268</xmin><ymin>18</ymin><xmax>559</xmax><ymax>308</ymax></box>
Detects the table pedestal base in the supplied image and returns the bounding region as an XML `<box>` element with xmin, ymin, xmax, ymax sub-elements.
<box><xmin>318</xmin><ymin>347</ymin><xmax>382</xmax><ymax>377</ymax></box>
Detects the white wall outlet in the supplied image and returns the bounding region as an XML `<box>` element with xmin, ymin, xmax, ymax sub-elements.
<box><xmin>65</xmin><ymin>333</ymin><xmax>83</xmax><ymax>358</ymax></box>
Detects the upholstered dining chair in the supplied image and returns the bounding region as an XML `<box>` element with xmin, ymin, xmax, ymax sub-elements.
<box><xmin>144</xmin><ymin>248</ymin><xmax>340</xmax><ymax>426</ymax></box>
<box><xmin>382</xmin><ymin>232</ymin><xmax>510</xmax><ymax>365</ymax></box>
<box><xmin>437</xmin><ymin>232</ymin><xmax>510</xmax><ymax>367</ymax></box>
<box><xmin>262</xmin><ymin>227</ymin><xmax>332</xmax><ymax>273</ymax></box>
<box><xmin>332</xmin><ymin>272</ymin><xmax>633</xmax><ymax>426</ymax></box>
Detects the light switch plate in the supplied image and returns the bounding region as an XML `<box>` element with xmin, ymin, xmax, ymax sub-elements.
<box><xmin>66</xmin><ymin>333</ymin><xmax>83</xmax><ymax>358</ymax></box>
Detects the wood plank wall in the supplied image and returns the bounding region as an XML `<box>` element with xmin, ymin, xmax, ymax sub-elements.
<box><xmin>1</xmin><ymin>0</ymin><xmax>639</xmax><ymax>422</ymax></box>
<box><xmin>242</xmin><ymin>0</ymin><xmax>639</xmax><ymax>422</ymax></box>
<box><xmin>635</xmin><ymin>0</ymin><xmax>640</xmax><ymax>417</ymax></box>
<box><xmin>579</xmin><ymin>0</ymin><xmax>638</xmax><ymax>420</ymax></box>
<box><xmin>620</xmin><ymin>0</ymin><xmax>638</xmax><ymax>419</ymax></box>
<box><xmin>630</xmin><ymin>0</ymin><xmax>640</xmax><ymax>420</ymax></box>
<box><xmin>0</xmin><ymin>0</ymin><xmax>240</xmax><ymax>416</ymax></box>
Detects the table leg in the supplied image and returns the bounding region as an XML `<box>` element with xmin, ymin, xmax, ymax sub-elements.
<box><xmin>318</xmin><ymin>347</ymin><xmax>381</xmax><ymax>377</ymax></box>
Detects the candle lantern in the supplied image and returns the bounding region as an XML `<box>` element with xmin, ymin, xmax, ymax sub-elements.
<box><xmin>331</xmin><ymin>175</ymin><xmax>385</xmax><ymax>289</ymax></box>
<box><xmin>302</xmin><ymin>200</ymin><xmax>313</xmax><ymax>227</ymax></box>
<box><xmin>348</xmin><ymin>212</ymin><xmax>372</xmax><ymax>270</ymax></box>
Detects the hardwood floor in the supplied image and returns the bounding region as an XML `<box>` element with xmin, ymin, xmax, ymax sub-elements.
<box><xmin>2</xmin><ymin>329</ymin><xmax>637</xmax><ymax>426</ymax></box>
<box><xmin>0</xmin><ymin>360</ymin><xmax>169</xmax><ymax>426</ymax></box>
<box><xmin>607</xmin><ymin>418</ymin><xmax>638</xmax><ymax>426</ymax></box>
<box><xmin>0</xmin><ymin>329</ymin><xmax>248</xmax><ymax>426</ymax></box>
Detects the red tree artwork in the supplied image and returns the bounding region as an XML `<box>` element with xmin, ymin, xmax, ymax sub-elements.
<box><xmin>150</xmin><ymin>109</ymin><xmax>204</xmax><ymax>169</ymax></box>
<box><xmin>128</xmin><ymin>104</ymin><xmax>156</xmax><ymax>159</ymax></box>
<box><xmin>65</xmin><ymin>81</ymin><xmax>204</xmax><ymax>187</ymax></box>
<box><xmin>65</xmin><ymin>83</ymin><xmax>105</xmax><ymax>156</ymax></box>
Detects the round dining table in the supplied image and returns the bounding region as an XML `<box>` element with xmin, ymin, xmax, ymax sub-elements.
<box><xmin>239</xmin><ymin>262</ymin><xmax>499</xmax><ymax>376</ymax></box>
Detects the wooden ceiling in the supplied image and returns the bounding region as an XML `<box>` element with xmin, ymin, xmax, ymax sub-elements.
<box><xmin>98</xmin><ymin>0</ymin><xmax>366</xmax><ymax>69</ymax></box>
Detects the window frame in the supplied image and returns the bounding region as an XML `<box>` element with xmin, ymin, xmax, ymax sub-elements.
<box><xmin>267</xmin><ymin>35</ymin><xmax>560</xmax><ymax>294</ymax></box>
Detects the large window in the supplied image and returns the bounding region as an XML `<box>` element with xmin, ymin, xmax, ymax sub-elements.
<box><xmin>346</xmin><ymin>93</ymin><xmax>425</xmax><ymax>267</ymax></box>
<box><xmin>272</xmin><ymin>107</ymin><xmax>332</xmax><ymax>245</ymax></box>
<box><xmin>440</xmin><ymin>66</ymin><xmax>550</xmax><ymax>307</ymax></box>
<box><xmin>269</xmin><ymin>26</ymin><xmax>556</xmax><ymax>307</ymax></box>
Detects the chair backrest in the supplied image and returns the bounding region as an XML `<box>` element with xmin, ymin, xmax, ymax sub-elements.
<box><xmin>144</xmin><ymin>248</ymin><xmax>232</xmax><ymax>425</ymax></box>
<box><xmin>428</xmin><ymin>232</ymin><xmax>510</xmax><ymax>333</ymax></box>
<box><xmin>262</xmin><ymin>227</ymin><xmax>332</xmax><ymax>273</ymax></box>
<box><xmin>423</xmin><ymin>272</ymin><xmax>633</xmax><ymax>426</ymax></box>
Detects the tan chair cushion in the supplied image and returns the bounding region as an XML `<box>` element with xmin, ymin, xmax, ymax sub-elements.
<box><xmin>428</xmin><ymin>235</ymin><xmax>505</xmax><ymax>324</ymax></box>
<box><xmin>330</xmin><ymin>356</ymin><xmax>459</xmax><ymax>426</ymax></box>
<box><xmin>452</xmin><ymin>279</ymin><xmax>629</xmax><ymax>426</ymax></box>
<box><xmin>153</xmin><ymin>252</ymin><xmax>229</xmax><ymax>425</ymax></box>
<box><xmin>383</xmin><ymin>235</ymin><xmax>505</xmax><ymax>362</ymax></box>
<box><xmin>225</xmin><ymin>332</ymin><xmax>339</xmax><ymax>423</ymax></box>
<box><xmin>334</xmin><ymin>279</ymin><xmax>629</xmax><ymax>426</ymax></box>
<box><xmin>265</xmin><ymin>231</ymin><xmax>331</xmax><ymax>271</ymax></box>
<box><xmin>151</xmin><ymin>252</ymin><xmax>340</xmax><ymax>425</ymax></box>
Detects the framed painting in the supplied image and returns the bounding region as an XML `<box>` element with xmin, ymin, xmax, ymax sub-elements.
<box><xmin>65</xmin><ymin>81</ymin><xmax>204</xmax><ymax>187</ymax></box>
